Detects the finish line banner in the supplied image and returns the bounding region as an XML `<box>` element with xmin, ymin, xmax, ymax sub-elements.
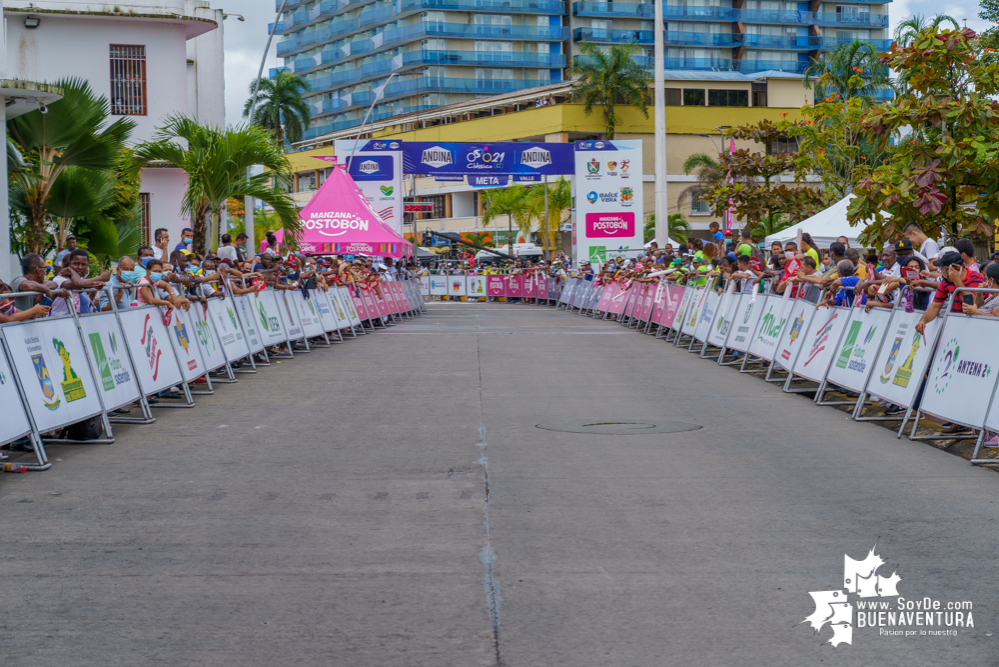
<box><xmin>359</xmin><ymin>141</ymin><xmax>575</xmax><ymax>176</ymax></box>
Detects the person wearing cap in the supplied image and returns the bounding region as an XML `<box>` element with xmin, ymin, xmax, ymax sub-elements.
<box><xmin>55</xmin><ymin>235</ymin><xmax>77</xmax><ymax>268</ymax></box>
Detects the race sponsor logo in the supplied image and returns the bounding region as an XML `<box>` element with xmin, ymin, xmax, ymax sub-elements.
<box><xmin>421</xmin><ymin>146</ymin><xmax>452</xmax><ymax>168</ymax></box>
<box><xmin>89</xmin><ymin>332</ymin><xmax>130</xmax><ymax>392</ymax></box>
<box><xmin>620</xmin><ymin>187</ymin><xmax>634</xmax><ymax>204</ymax></box>
<box><xmin>804</xmin><ymin>311</ymin><xmax>838</xmax><ymax>367</ymax></box>
<box><xmin>358</xmin><ymin>160</ymin><xmax>380</xmax><ymax>174</ymax></box>
<box><xmin>30</xmin><ymin>350</ymin><xmax>60</xmax><ymax>410</ymax></box>
<box><xmin>520</xmin><ymin>146</ymin><xmax>552</xmax><ymax>169</ymax></box>
<box><xmin>587</xmin><ymin>191</ymin><xmax>598</xmax><ymax>204</ymax></box>
<box><xmin>587</xmin><ymin>159</ymin><xmax>599</xmax><ymax>174</ymax></box>
<box><xmin>303</xmin><ymin>211</ymin><xmax>370</xmax><ymax>237</ymax></box>
<box><xmin>139</xmin><ymin>313</ymin><xmax>163</xmax><ymax>382</ymax></box>
<box><xmin>52</xmin><ymin>338</ymin><xmax>86</xmax><ymax>402</ymax></box>
<box><xmin>892</xmin><ymin>331</ymin><xmax>921</xmax><ymax>388</ymax></box>
<box><xmin>585</xmin><ymin>213</ymin><xmax>635</xmax><ymax>238</ymax></box>
<box><xmin>465</xmin><ymin>146</ymin><xmax>505</xmax><ymax>170</ymax></box>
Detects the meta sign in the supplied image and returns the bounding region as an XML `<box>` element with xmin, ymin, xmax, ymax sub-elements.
<box><xmin>360</xmin><ymin>141</ymin><xmax>575</xmax><ymax>177</ymax></box>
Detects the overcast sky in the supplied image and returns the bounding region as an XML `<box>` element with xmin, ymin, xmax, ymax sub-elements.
<box><xmin>218</xmin><ymin>1</ymin><xmax>990</xmax><ymax>127</ymax></box>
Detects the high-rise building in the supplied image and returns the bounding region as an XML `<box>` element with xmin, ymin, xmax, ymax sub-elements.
<box><xmin>274</xmin><ymin>0</ymin><xmax>890</xmax><ymax>143</ymax></box>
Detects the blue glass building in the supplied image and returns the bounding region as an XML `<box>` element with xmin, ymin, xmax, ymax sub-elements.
<box><xmin>271</xmin><ymin>0</ymin><xmax>890</xmax><ymax>141</ymax></box>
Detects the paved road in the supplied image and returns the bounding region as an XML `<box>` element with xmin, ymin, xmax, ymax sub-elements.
<box><xmin>1</xmin><ymin>301</ymin><xmax>997</xmax><ymax>666</ymax></box>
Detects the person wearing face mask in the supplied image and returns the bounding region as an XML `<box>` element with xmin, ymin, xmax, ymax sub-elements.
<box><xmin>137</xmin><ymin>245</ymin><xmax>156</xmax><ymax>269</ymax></box>
<box><xmin>136</xmin><ymin>259</ymin><xmax>189</xmax><ymax>310</ymax></box>
<box><xmin>174</xmin><ymin>227</ymin><xmax>195</xmax><ymax>252</ymax></box>
<box><xmin>99</xmin><ymin>256</ymin><xmax>143</xmax><ymax>310</ymax></box>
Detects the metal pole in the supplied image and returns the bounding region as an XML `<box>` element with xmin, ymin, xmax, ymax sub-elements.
<box><xmin>245</xmin><ymin>0</ymin><xmax>290</xmax><ymax>268</ymax></box>
<box><xmin>653</xmin><ymin>0</ymin><xmax>668</xmax><ymax>246</ymax></box>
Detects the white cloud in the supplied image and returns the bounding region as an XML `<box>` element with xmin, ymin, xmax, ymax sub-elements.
<box><xmin>219</xmin><ymin>5</ymin><xmax>281</xmax><ymax>126</ymax></box>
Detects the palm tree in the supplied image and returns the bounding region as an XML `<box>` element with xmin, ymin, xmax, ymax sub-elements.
<box><xmin>464</xmin><ymin>232</ymin><xmax>494</xmax><ymax>248</ymax></box>
<box><xmin>570</xmin><ymin>43</ymin><xmax>651</xmax><ymax>138</ymax></box>
<box><xmin>481</xmin><ymin>184</ymin><xmax>530</xmax><ymax>249</ymax></box>
<box><xmin>678</xmin><ymin>152</ymin><xmax>725</xmax><ymax>221</ymax></box>
<box><xmin>530</xmin><ymin>177</ymin><xmax>572</xmax><ymax>258</ymax></box>
<box><xmin>645</xmin><ymin>213</ymin><xmax>691</xmax><ymax>243</ymax></box>
<box><xmin>747</xmin><ymin>213</ymin><xmax>793</xmax><ymax>238</ymax></box>
<box><xmin>893</xmin><ymin>14</ymin><xmax>958</xmax><ymax>47</ymax></box>
<box><xmin>134</xmin><ymin>116</ymin><xmax>301</xmax><ymax>254</ymax></box>
<box><xmin>7</xmin><ymin>78</ymin><xmax>134</xmax><ymax>254</ymax></box>
<box><xmin>802</xmin><ymin>40</ymin><xmax>892</xmax><ymax>101</ymax></box>
<box><xmin>243</xmin><ymin>70</ymin><xmax>312</xmax><ymax>145</ymax></box>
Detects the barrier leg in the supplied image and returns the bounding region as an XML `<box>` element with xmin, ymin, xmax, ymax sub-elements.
<box><xmin>110</xmin><ymin>395</ymin><xmax>156</xmax><ymax>425</ymax></box>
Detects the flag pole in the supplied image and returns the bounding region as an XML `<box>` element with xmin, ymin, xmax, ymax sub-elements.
<box><xmin>653</xmin><ymin>0</ymin><xmax>668</xmax><ymax>245</ymax></box>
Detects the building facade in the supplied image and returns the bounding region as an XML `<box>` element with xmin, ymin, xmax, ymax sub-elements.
<box><xmin>273</xmin><ymin>0</ymin><xmax>889</xmax><ymax>141</ymax></box>
<box><xmin>4</xmin><ymin>0</ymin><xmax>226</xmax><ymax>248</ymax></box>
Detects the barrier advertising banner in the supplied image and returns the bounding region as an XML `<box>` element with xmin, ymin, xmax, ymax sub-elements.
<box><xmin>597</xmin><ymin>282</ymin><xmax>617</xmax><ymax>312</ymax></box>
<box><xmin>523</xmin><ymin>273</ymin><xmax>537</xmax><ymax>299</ymax></box>
<box><xmin>467</xmin><ymin>276</ymin><xmax>486</xmax><ymax>298</ymax></box>
<box><xmin>773</xmin><ymin>297</ymin><xmax>817</xmax><ymax>372</ymax></box>
<box><xmin>487</xmin><ymin>275</ymin><xmax>505</xmax><ymax>298</ymax></box>
<box><xmin>190</xmin><ymin>304</ymin><xmax>228</xmax><ymax>371</ymax></box>
<box><xmin>507</xmin><ymin>275</ymin><xmax>524</xmax><ymax>298</ymax></box>
<box><xmin>0</xmin><ymin>330</ymin><xmax>35</xmax><ymax>444</ymax></box>
<box><xmin>867</xmin><ymin>309</ymin><xmax>943</xmax><ymax>407</ymax></box>
<box><xmin>279</xmin><ymin>292</ymin><xmax>305</xmax><ymax>340</ymax></box>
<box><xmin>76</xmin><ymin>312</ymin><xmax>141</xmax><ymax>411</ymax></box>
<box><xmin>257</xmin><ymin>290</ymin><xmax>291</xmax><ymax>346</ymax></box>
<box><xmin>747</xmin><ymin>295</ymin><xmax>788</xmax><ymax>362</ymax></box>
<box><xmin>336</xmin><ymin>287</ymin><xmax>362</xmax><ymax>327</ymax></box>
<box><xmin>448</xmin><ymin>275</ymin><xmax>466</xmax><ymax>297</ymax></box>
<box><xmin>233</xmin><ymin>295</ymin><xmax>266</xmax><ymax>354</ymax></box>
<box><xmin>680</xmin><ymin>287</ymin><xmax>708</xmax><ymax>336</ymax></box>
<box><xmin>326</xmin><ymin>290</ymin><xmax>350</xmax><ymax>330</ymax></box>
<box><xmin>429</xmin><ymin>276</ymin><xmax>449</xmax><ymax>296</ymax></box>
<box><xmin>823</xmin><ymin>307</ymin><xmax>891</xmax><ymax>392</ymax></box>
<box><xmin>116</xmin><ymin>306</ymin><xmax>184</xmax><ymax>394</ymax></box>
<box><xmin>792</xmin><ymin>305</ymin><xmax>850</xmax><ymax>383</ymax></box>
<box><xmin>418</xmin><ymin>275</ymin><xmax>430</xmax><ymax>296</ymax></box>
<box><xmin>3</xmin><ymin>317</ymin><xmax>104</xmax><ymax>431</ymax></box>
<box><xmin>693</xmin><ymin>290</ymin><xmax>720</xmax><ymax>342</ymax></box>
<box><xmin>314</xmin><ymin>290</ymin><xmax>341</xmax><ymax>333</ymax></box>
<box><xmin>707</xmin><ymin>285</ymin><xmax>739</xmax><ymax>348</ymax></box>
<box><xmin>207</xmin><ymin>298</ymin><xmax>252</xmax><ymax>361</ymax></box>
<box><xmin>661</xmin><ymin>285</ymin><xmax>688</xmax><ymax>329</ymax></box>
<box><xmin>917</xmin><ymin>315</ymin><xmax>999</xmax><ymax>426</ymax></box>
<box><xmin>572</xmin><ymin>140</ymin><xmax>644</xmax><ymax>265</ymax></box>
<box><xmin>726</xmin><ymin>292</ymin><xmax>763</xmax><ymax>353</ymax></box>
<box><xmin>295</xmin><ymin>291</ymin><xmax>327</xmax><ymax>339</ymax></box>
<box><xmin>165</xmin><ymin>307</ymin><xmax>207</xmax><ymax>382</ymax></box>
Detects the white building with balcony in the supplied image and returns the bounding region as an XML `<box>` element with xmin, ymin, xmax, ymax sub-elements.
<box><xmin>3</xmin><ymin>1</ymin><xmax>226</xmax><ymax>249</ymax></box>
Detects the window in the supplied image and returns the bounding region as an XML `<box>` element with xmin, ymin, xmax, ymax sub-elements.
<box><xmin>421</xmin><ymin>38</ymin><xmax>447</xmax><ymax>50</ymax></box>
<box><xmin>139</xmin><ymin>193</ymin><xmax>151</xmax><ymax>243</ymax></box>
<box><xmin>752</xmin><ymin>81</ymin><xmax>767</xmax><ymax>107</ymax></box>
<box><xmin>110</xmin><ymin>45</ymin><xmax>147</xmax><ymax>116</ymax></box>
<box><xmin>683</xmin><ymin>88</ymin><xmax>705</xmax><ymax>106</ymax></box>
<box><xmin>591</xmin><ymin>19</ymin><xmax>613</xmax><ymax>30</ymax></box>
<box><xmin>691</xmin><ymin>191</ymin><xmax>711</xmax><ymax>214</ymax></box>
<box><xmin>708</xmin><ymin>89</ymin><xmax>749</xmax><ymax>106</ymax></box>
<box><xmin>767</xmin><ymin>136</ymin><xmax>798</xmax><ymax>154</ymax></box>
<box><xmin>665</xmin><ymin>88</ymin><xmax>682</xmax><ymax>105</ymax></box>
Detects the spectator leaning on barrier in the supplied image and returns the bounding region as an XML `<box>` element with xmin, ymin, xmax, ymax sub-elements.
<box><xmin>10</xmin><ymin>254</ymin><xmax>55</xmax><ymax>312</ymax></box>
<box><xmin>915</xmin><ymin>251</ymin><xmax>985</xmax><ymax>336</ymax></box>
<box><xmin>0</xmin><ymin>276</ymin><xmax>50</xmax><ymax>322</ymax></box>
<box><xmin>51</xmin><ymin>249</ymin><xmax>108</xmax><ymax>316</ymax></box>
<box><xmin>99</xmin><ymin>256</ymin><xmax>142</xmax><ymax>311</ymax></box>
<box><xmin>961</xmin><ymin>263</ymin><xmax>999</xmax><ymax>318</ymax></box>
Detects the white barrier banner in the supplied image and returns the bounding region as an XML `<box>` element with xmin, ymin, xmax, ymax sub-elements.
<box><xmin>327</xmin><ymin>289</ymin><xmax>352</xmax><ymax>329</ymax></box>
<box><xmin>680</xmin><ymin>287</ymin><xmax>708</xmax><ymax>336</ymax></box>
<box><xmin>295</xmin><ymin>291</ymin><xmax>326</xmax><ymax>339</ymax></box>
<box><xmin>76</xmin><ymin>312</ymin><xmax>141</xmax><ymax>410</ymax></box>
<box><xmin>165</xmin><ymin>307</ymin><xmax>208</xmax><ymax>382</ymax></box>
<box><xmin>559</xmin><ymin>279</ymin><xmax>578</xmax><ymax>305</ymax></box>
<box><xmin>256</xmin><ymin>290</ymin><xmax>290</xmax><ymax>346</ymax></box>
<box><xmin>315</xmin><ymin>290</ymin><xmax>341</xmax><ymax>333</ymax></box>
<box><xmin>918</xmin><ymin>315</ymin><xmax>999</xmax><ymax>427</ymax></box>
<box><xmin>467</xmin><ymin>276</ymin><xmax>486</xmax><ymax>298</ymax></box>
<box><xmin>3</xmin><ymin>317</ymin><xmax>104</xmax><ymax>431</ymax></box>
<box><xmin>824</xmin><ymin>307</ymin><xmax>892</xmax><ymax>392</ymax></box>
<box><xmin>707</xmin><ymin>283</ymin><xmax>738</xmax><ymax>348</ymax></box>
<box><xmin>773</xmin><ymin>297</ymin><xmax>817</xmax><ymax>372</ymax></box>
<box><xmin>747</xmin><ymin>295</ymin><xmax>788</xmax><ymax>362</ymax></box>
<box><xmin>418</xmin><ymin>275</ymin><xmax>430</xmax><ymax>296</ymax></box>
<box><xmin>337</xmin><ymin>287</ymin><xmax>362</xmax><ymax>327</ymax></box>
<box><xmin>207</xmin><ymin>298</ymin><xmax>252</xmax><ymax>362</ymax></box>
<box><xmin>791</xmin><ymin>305</ymin><xmax>851</xmax><ymax>383</ymax></box>
<box><xmin>692</xmin><ymin>290</ymin><xmax>720</xmax><ymax>342</ymax></box>
<box><xmin>191</xmin><ymin>304</ymin><xmax>227</xmax><ymax>372</ymax></box>
<box><xmin>429</xmin><ymin>276</ymin><xmax>449</xmax><ymax>296</ymax></box>
<box><xmin>587</xmin><ymin>282</ymin><xmax>603</xmax><ymax>311</ymax></box>
<box><xmin>117</xmin><ymin>306</ymin><xmax>185</xmax><ymax>394</ymax></box>
<box><xmin>727</xmin><ymin>292</ymin><xmax>764</xmax><ymax>353</ymax></box>
<box><xmin>233</xmin><ymin>295</ymin><xmax>266</xmax><ymax>354</ymax></box>
<box><xmin>448</xmin><ymin>275</ymin><xmax>467</xmax><ymax>297</ymax></box>
<box><xmin>867</xmin><ymin>309</ymin><xmax>943</xmax><ymax>407</ymax></box>
<box><xmin>0</xmin><ymin>330</ymin><xmax>34</xmax><ymax>444</ymax></box>
<box><xmin>278</xmin><ymin>292</ymin><xmax>304</xmax><ymax>340</ymax></box>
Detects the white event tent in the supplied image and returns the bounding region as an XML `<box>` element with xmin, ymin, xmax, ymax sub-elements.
<box><xmin>764</xmin><ymin>194</ymin><xmax>887</xmax><ymax>249</ymax></box>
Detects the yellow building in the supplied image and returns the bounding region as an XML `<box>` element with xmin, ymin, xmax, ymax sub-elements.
<box><xmin>284</xmin><ymin>71</ymin><xmax>814</xmax><ymax>245</ymax></box>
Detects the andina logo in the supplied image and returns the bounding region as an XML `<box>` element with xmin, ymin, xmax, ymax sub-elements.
<box><xmin>421</xmin><ymin>146</ymin><xmax>452</xmax><ymax>168</ymax></box>
<box><xmin>358</xmin><ymin>160</ymin><xmax>380</xmax><ymax>174</ymax></box>
<box><xmin>800</xmin><ymin>543</ymin><xmax>972</xmax><ymax>647</ymax></box>
<box><xmin>520</xmin><ymin>147</ymin><xmax>552</xmax><ymax>169</ymax></box>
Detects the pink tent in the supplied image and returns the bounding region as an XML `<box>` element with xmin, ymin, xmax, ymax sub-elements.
<box><xmin>267</xmin><ymin>165</ymin><xmax>413</xmax><ymax>257</ymax></box>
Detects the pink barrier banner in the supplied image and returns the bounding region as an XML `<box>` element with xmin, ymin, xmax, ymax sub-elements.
<box><xmin>394</xmin><ymin>283</ymin><xmax>407</xmax><ymax>312</ymax></box>
<box><xmin>663</xmin><ymin>285</ymin><xmax>687</xmax><ymax>327</ymax></box>
<box><xmin>385</xmin><ymin>284</ymin><xmax>399</xmax><ymax>313</ymax></box>
<box><xmin>361</xmin><ymin>290</ymin><xmax>380</xmax><ymax>319</ymax></box>
<box><xmin>596</xmin><ymin>282</ymin><xmax>616</xmax><ymax>311</ymax></box>
<box><xmin>522</xmin><ymin>273</ymin><xmax>537</xmax><ymax>298</ymax></box>
<box><xmin>625</xmin><ymin>285</ymin><xmax>642</xmax><ymax>319</ymax></box>
<box><xmin>487</xmin><ymin>275</ymin><xmax>505</xmax><ymax>297</ymax></box>
<box><xmin>506</xmin><ymin>274</ymin><xmax>524</xmax><ymax>297</ymax></box>
<box><xmin>609</xmin><ymin>283</ymin><xmax>630</xmax><ymax>315</ymax></box>
<box><xmin>639</xmin><ymin>283</ymin><xmax>656</xmax><ymax>322</ymax></box>
<box><xmin>375</xmin><ymin>290</ymin><xmax>390</xmax><ymax>318</ymax></box>
<box><xmin>651</xmin><ymin>283</ymin><xmax>667</xmax><ymax>324</ymax></box>
<box><xmin>352</xmin><ymin>291</ymin><xmax>370</xmax><ymax>321</ymax></box>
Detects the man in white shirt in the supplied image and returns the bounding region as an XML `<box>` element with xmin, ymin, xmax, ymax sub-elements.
<box><xmin>217</xmin><ymin>233</ymin><xmax>239</xmax><ymax>263</ymax></box>
<box><xmin>152</xmin><ymin>228</ymin><xmax>170</xmax><ymax>261</ymax></box>
<box><xmin>903</xmin><ymin>222</ymin><xmax>939</xmax><ymax>265</ymax></box>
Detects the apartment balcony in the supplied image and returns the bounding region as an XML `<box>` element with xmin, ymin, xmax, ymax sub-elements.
<box><xmin>401</xmin><ymin>49</ymin><xmax>567</xmax><ymax>68</ymax></box>
<box><xmin>359</xmin><ymin>5</ymin><xmax>396</xmax><ymax>27</ymax></box>
<box><xmin>382</xmin><ymin>75</ymin><xmax>554</xmax><ymax>98</ymax></box>
<box><xmin>277</xmin><ymin>36</ymin><xmax>303</xmax><ymax>56</ymax></box>
<box><xmin>812</xmin><ymin>11</ymin><xmax>889</xmax><ymax>27</ymax></box>
<box><xmin>391</xmin><ymin>21</ymin><xmax>570</xmax><ymax>41</ymax></box>
<box><xmin>302</xmin><ymin>26</ymin><xmax>332</xmax><ymax>47</ymax></box>
<box><xmin>743</xmin><ymin>34</ymin><xmax>890</xmax><ymax>49</ymax></box>
<box><xmin>577</xmin><ymin>54</ymin><xmax>809</xmax><ymax>73</ymax></box>
<box><xmin>400</xmin><ymin>0</ymin><xmax>565</xmax><ymax>14</ymax></box>
<box><xmin>736</xmin><ymin>59</ymin><xmax>810</xmax><ymax>73</ymax></box>
<box><xmin>294</xmin><ymin>55</ymin><xmax>319</xmax><ymax>72</ymax></box>
<box><xmin>278</xmin><ymin>0</ymin><xmax>305</xmax><ymax>9</ymax></box>
<box><xmin>664</xmin><ymin>31</ymin><xmax>745</xmax><ymax>47</ymax></box>
<box><xmin>573</xmin><ymin>27</ymin><xmax>652</xmax><ymax>43</ymax></box>
<box><xmin>573</xmin><ymin>1</ymin><xmax>653</xmax><ymax>18</ymax></box>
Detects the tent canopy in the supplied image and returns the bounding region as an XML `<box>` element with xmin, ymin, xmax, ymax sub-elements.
<box><xmin>294</xmin><ymin>165</ymin><xmax>413</xmax><ymax>257</ymax></box>
<box><xmin>764</xmin><ymin>194</ymin><xmax>886</xmax><ymax>250</ymax></box>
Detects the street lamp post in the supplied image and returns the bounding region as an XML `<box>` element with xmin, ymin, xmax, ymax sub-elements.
<box><xmin>653</xmin><ymin>0</ymin><xmax>668</xmax><ymax>246</ymax></box>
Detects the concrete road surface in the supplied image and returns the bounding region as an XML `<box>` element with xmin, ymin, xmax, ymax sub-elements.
<box><xmin>1</xmin><ymin>301</ymin><xmax>996</xmax><ymax>666</ymax></box>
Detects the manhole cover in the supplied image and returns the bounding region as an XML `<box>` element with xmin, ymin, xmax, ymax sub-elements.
<box><xmin>535</xmin><ymin>421</ymin><xmax>701</xmax><ymax>435</ymax></box>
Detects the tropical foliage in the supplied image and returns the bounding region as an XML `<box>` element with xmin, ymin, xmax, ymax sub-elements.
<box><xmin>644</xmin><ymin>213</ymin><xmax>691</xmax><ymax>243</ymax></box>
<box><xmin>8</xmin><ymin>78</ymin><xmax>135</xmax><ymax>255</ymax></box>
<box><xmin>134</xmin><ymin>117</ymin><xmax>300</xmax><ymax>254</ymax></box>
<box><xmin>480</xmin><ymin>179</ymin><xmax>571</xmax><ymax>257</ymax></box>
<box><xmin>802</xmin><ymin>40</ymin><xmax>891</xmax><ymax>101</ymax></box>
<box><xmin>243</xmin><ymin>70</ymin><xmax>312</xmax><ymax>145</ymax></box>
<box><xmin>570</xmin><ymin>43</ymin><xmax>651</xmax><ymax>138</ymax></box>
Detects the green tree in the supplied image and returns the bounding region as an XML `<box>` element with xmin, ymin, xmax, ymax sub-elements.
<box><xmin>570</xmin><ymin>43</ymin><xmax>651</xmax><ymax>138</ymax></box>
<box><xmin>680</xmin><ymin>152</ymin><xmax>724</xmax><ymax>224</ymax></box>
<box><xmin>72</xmin><ymin>146</ymin><xmax>144</xmax><ymax>264</ymax></box>
<box><xmin>802</xmin><ymin>40</ymin><xmax>892</xmax><ymax>102</ymax></box>
<box><xmin>644</xmin><ymin>213</ymin><xmax>691</xmax><ymax>243</ymax></box>
<box><xmin>243</xmin><ymin>70</ymin><xmax>312</xmax><ymax>145</ymax></box>
<box><xmin>7</xmin><ymin>77</ymin><xmax>134</xmax><ymax>254</ymax></box>
<box><xmin>530</xmin><ymin>177</ymin><xmax>571</xmax><ymax>258</ymax></box>
<box><xmin>134</xmin><ymin>116</ymin><xmax>301</xmax><ymax>254</ymax></box>
<box><xmin>849</xmin><ymin>27</ymin><xmax>999</xmax><ymax>245</ymax></box>
<box><xmin>894</xmin><ymin>13</ymin><xmax>958</xmax><ymax>46</ymax></box>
